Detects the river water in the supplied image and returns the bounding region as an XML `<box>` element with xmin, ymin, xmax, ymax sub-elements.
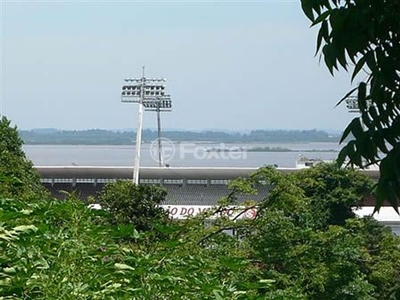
<box><xmin>23</xmin><ymin>142</ymin><xmax>341</xmax><ymax>168</ymax></box>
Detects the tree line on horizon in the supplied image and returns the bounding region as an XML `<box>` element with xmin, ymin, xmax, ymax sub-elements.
<box><xmin>18</xmin><ymin>128</ymin><xmax>340</xmax><ymax>145</ymax></box>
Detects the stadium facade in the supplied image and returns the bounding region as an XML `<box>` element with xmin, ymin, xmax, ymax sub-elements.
<box><xmin>35</xmin><ymin>166</ymin><xmax>399</xmax><ymax>235</ymax></box>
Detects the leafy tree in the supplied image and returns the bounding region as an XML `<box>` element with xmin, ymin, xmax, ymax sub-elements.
<box><xmin>236</xmin><ymin>164</ymin><xmax>400</xmax><ymax>299</ymax></box>
<box><xmin>96</xmin><ymin>180</ymin><xmax>170</xmax><ymax>232</ymax></box>
<box><xmin>292</xmin><ymin>163</ymin><xmax>374</xmax><ymax>228</ymax></box>
<box><xmin>300</xmin><ymin>0</ymin><xmax>400</xmax><ymax>211</ymax></box>
<box><xmin>0</xmin><ymin>116</ymin><xmax>48</xmax><ymax>200</ymax></box>
<box><xmin>245</xmin><ymin>163</ymin><xmax>372</xmax><ymax>228</ymax></box>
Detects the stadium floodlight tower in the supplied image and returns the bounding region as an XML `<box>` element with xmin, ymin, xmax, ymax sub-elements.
<box><xmin>143</xmin><ymin>95</ymin><xmax>172</xmax><ymax>167</ymax></box>
<box><xmin>121</xmin><ymin>67</ymin><xmax>167</xmax><ymax>184</ymax></box>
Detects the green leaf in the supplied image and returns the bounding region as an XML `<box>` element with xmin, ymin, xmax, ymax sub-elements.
<box><xmin>114</xmin><ymin>263</ymin><xmax>135</xmax><ymax>271</ymax></box>
<box><xmin>337</xmin><ymin>147</ymin><xmax>348</xmax><ymax>167</ymax></box>
<box><xmin>351</xmin><ymin>54</ymin><xmax>368</xmax><ymax>82</ymax></box>
<box><xmin>340</xmin><ymin>118</ymin><xmax>358</xmax><ymax>144</ymax></box>
<box><xmin>357</xmin><ymin>82</ymin><xmax>367</xmax><ymax>111</ymax></box>
<box><xmin>335</xmin><ymin>87</ymin><xmax>357</xmax><ymax>107</ymax></box>
<box><xmin>212</xmin><ymin>289</ymin><xmax>224</xmax><ymax>300</ymax></box>
<box><xmin>301</xmin><ymin>1</ymin><xmax>316</xmax><ymax>21</ymax></box>
<box><xmin>13</xmin><ymin>225</ymin><xmax>38</xmax><ymax>233</ymax></box>
<box><xmin>312</xmin><ymin>9</ymin><xmax>332</xmax><ymax>25</ymax></box>
<box><xmin>3</xmin><ymin>267</ymin><xmax>16</xmax><ymax>274</ymax></box>
<box><xmin>366</xmin><ymin>51</ymin><xmax>377</xmax><ymax>72</ymax></box>
<box><xmin>259</xmin><ymin>279</ymin><xmax>276</xmax><ymax>285</ymax></box>
<box><xmin>323</xmin><ymin>44</ymin><xmax>338</xmax><ymax>75</ymax></box>
<box><xmin>336</xmin><ymin>46</ymin><xmax>348</xmax><ymax>70</ymax></box>
<box><xmin>316</xmin><ymin>20</ymin><xmax>329</xmax><ymax>55</ymax></box>
<box><xmin>372</xmin><ymin>132</ymin><xmax>389</xmax><ymax>153</ymax></box>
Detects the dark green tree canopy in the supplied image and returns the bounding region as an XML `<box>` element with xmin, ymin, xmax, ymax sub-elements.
<box><xmin>301</xmin><ymin>0</ymin><xmax>400</xmax><ymax>211</ymax></box>
<box><xmin>96</xmin><ymin>180</ymin><xmax>170</xmax><ymax>232</ymax></box>
<box><xmin>240</xmin><ymin>165</ymin><xmax>400</xmax><ymax>299</ymax></box>
<box><xmin>0</xmin><ymin>116</ymin><xmax>48</xmax><ymax>199</ymax></box>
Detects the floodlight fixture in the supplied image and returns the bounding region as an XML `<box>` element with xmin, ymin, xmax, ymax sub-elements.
<box><xmin>143</xmin><ymin>96</ymin><xmax>172</xmax><ymax>112</ymax></box>
<box><xmin>122</xmin><ymin>83</ymin><xmax>167</xmax><ymax>103</ymax></box>
<box><xmin>345</xmin><ymin>96</ymin><xmax>360</xmax><ymax>113</ymax></box>
<box><xmin>345</xmin><ymin>95</ymin><xmax>373</xmax><ymax>113</ymax></box>
<box><xmin>121</xmin><ymin>68</ymin><xmax>172</xmax><ymax>182</ymax></box>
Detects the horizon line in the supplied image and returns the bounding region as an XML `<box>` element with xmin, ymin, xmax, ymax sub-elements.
<box><xmin>20</xmin><ymin>127</ymin><xmax>343</xmax><ymax>133</ymax></box>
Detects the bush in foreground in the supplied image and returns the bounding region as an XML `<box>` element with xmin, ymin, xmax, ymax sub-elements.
<box><xmin>0</xmin><ymin>195</ymin><xmax>266</xmax><ymax>299</ymax></box>
<box><xmin>96</xmin><ymin>180</ymin><xmax>170</xmax><ymax>232</ymax></box>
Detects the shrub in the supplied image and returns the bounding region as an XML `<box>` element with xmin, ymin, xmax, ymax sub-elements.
<box><xmin>96</xmin><ymin>180</ymin><xmax>170</xmax><ymax>232</ymax></box>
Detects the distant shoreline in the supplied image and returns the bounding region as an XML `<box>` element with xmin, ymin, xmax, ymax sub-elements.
<box><xmin>207</xmin><ymin>146</ymin><xmax>338</xmax><ymax>153</ymax></box>
<box><xmin>19</xmin><ymin>129</ymin><xmax>342</xmax><ymax>145</ymax></box>
<box><xmin>21</xmin><ymin>142</ymin><xmax>340</xmax><ymax>149</ymax></box>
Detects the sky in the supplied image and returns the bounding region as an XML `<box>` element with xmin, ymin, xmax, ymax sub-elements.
<box><xmin>1</xmin><ymin>0</ymin><xmax>357</xmax><ymax>131</ymax></box>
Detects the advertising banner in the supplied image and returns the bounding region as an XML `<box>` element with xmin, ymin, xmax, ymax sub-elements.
<box><xmin>160</xmin><ymin>205</ymin><xmax>257</xmax><ymax>220</ymax></box>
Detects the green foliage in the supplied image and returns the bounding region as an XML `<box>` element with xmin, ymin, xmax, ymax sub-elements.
<box><xmin>228</xmin><ymin>164</ymin><xmax>400</xmax><ymax>299</ymax></box>
<box><xmin>293</xmin><ymin>163</ymin><xmax>374</xmax><ymax>228</ymax></box>
<box><xmin>0</xmin><ymin>195</ymin><xmax>269</xmax><ymax>299</ymax></box>
<box><xmin>301</xmin><ymin>0</ymin><xmax>400</xmax><ymax>211</ymax></box>
<box><xmin>0</xmin><ymin>197</ymin><xmax>117</xmax><ymax>299</ymax></box>
<box><xmin>0</xmin><ymin>117</ymin><xmax>48</xmax><ymax>200</ymax></box>
<box><xmin>345</xmin><ymin>217</ymin><xmax>400</xmax><ymax>299</ymax></box>
<box><xmin>96</xmin><ymin>180</ymin><xmax>170</xmax><ymax>232</ymax></box>
<box><xmin>252</xmin><ymin>215</ymin><xmax>380</xmax><ymax>299</ymax></box>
